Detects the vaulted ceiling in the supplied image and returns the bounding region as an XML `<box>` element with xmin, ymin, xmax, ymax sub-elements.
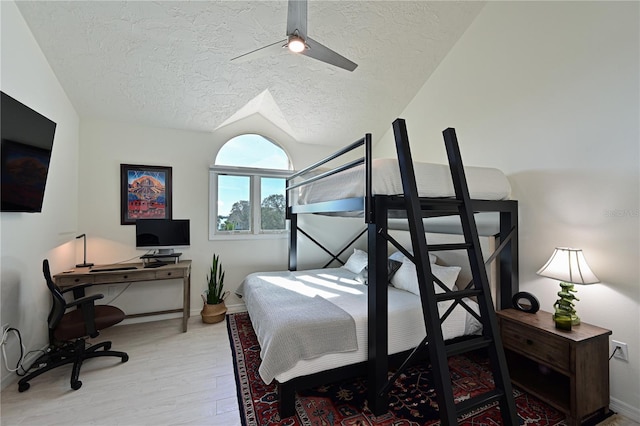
<box><xmin>16</xmin><ymin>1</ymin><xmax>484</xmax><ymax>146</ymax></box>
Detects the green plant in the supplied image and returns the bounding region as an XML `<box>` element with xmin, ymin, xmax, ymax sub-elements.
<box><xmin>205</xmin><ymin>254</ymin><xmax>226</xmax><ymax>305</ymax></box>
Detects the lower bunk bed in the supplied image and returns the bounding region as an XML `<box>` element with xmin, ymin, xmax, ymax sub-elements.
<box><xmin>236</xmin><ymin>261</ymin><xmax>483</xmax><ymax>417</ymax></box>
<box><xmin>238</xmin><ymin>121</ymin><xmax>519</xmax><ymax>419</ymax></box>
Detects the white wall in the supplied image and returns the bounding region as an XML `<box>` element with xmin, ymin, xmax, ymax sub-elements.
<box><xmin>376</xmin><ymin>1</ymin><xmax>639</xmax><ymax>419</ymax></box>
<box><xmin>77</xmin><ymin>115</ymin><xmax>337</xmax><ymax>317</ymax></box>
<box><xmin>0</xmin><ymin>1</ymin><xmax>80</xmax><ymax>388</ymax></box>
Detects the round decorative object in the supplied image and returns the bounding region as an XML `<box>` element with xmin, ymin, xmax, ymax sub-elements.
<box><xmin>512</xmin><ymin>291</ymin><xmax>540</xmax><ymax>313</ymax></box>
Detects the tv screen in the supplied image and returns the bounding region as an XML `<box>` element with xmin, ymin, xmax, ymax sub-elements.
<box><xmin>1</xmin><ymin>91</ymin><xmax>57</xmax><ymax>212</ymax></box>
<box><xmin>136</xmin><ymin>219</ymin><xmax>190</xmax><ymax>254</ymax></box>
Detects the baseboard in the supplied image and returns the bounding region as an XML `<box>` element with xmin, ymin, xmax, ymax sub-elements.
<box><xmin>610</xmin><ymin>397</ymin><xmax>640</xmax><ymax>422</ymax></box>
<box><xmin>225</xmin><ymin>303</ymin><xmax>247</xmax><ymax>314</ymax></box>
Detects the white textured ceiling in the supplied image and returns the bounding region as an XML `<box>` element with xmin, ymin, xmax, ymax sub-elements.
<box><xmin>16</xmin><ymin>1</ymin><xmax>484</xmax><ymax>146</ymax></box>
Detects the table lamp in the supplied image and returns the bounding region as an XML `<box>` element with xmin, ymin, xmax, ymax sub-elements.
<box><xmin>75</xmin><ymin>234</ymin><xmax>94</xmax><ymax>268</ymax></box>
<box><xmin>536</xmin><ymin>247</ymin><xmax>599</xmax><ymax>329</ymax></box>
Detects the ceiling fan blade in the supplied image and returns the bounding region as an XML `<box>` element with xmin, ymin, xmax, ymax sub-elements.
<box><xmin>230</xmin><ymin>39</ymin><xmax>287</xmax><ymax>63</ymax></box>
<box><xmin>287</xmin><ymin>0</ymin><xmax>307</xmax><ymax>39</ymax></box>
<box><xmin>302</xmin><ymin>37</ymin><xmax>358</xmax><ymax>72</ymax></box>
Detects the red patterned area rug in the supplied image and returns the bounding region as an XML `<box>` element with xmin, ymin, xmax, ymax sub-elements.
<box><xmin>228</xmin><ymin>312</ymin><xmax>567</xmax><ymax>426</ymax></box>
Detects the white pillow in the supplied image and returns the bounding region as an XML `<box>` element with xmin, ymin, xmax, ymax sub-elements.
<box><xmin>342</xmin><ymin>248</ymin><xmax>368</xmax><ymax>274</ymax></box>
<box><xmin>391</xmin><ymin>261</ymin><xmax>461</xmax><ymax>296</ymax></box>
<box><xmin>389</xmin><ymin>250</ymin><xmax>437</xmax><ymax>265</ymax></box>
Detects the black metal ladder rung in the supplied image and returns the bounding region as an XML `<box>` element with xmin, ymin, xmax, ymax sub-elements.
<box><xmin>427</xmin><ymin>243</ymin><xmax>472</xmax><ymax>251</ymax></box>
<box><xmin>455</xmin><ymin>389</ymin><xmax>505</xmax><ymax>417</ymax></box>
<box><xmin>445</xmin><ymin>337</ymin><xmax>493</xmax><ymax>356</ymax></box>
<box><xmin>435</xmin><ymin>288</ymin><xmax>482</xmax><ymax>302</ymax></box>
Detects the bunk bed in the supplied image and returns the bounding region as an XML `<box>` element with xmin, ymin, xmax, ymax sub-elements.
<box><xmin>237</xmin><ymin>126</ymin><xmax>519</xmax><ymax>418</ymax></box>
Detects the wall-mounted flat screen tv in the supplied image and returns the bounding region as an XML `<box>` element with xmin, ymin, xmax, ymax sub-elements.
<box><xmin>1</xmin><ymin>91</ymin><xmax>57</xmax><ymax>212</ymax></box>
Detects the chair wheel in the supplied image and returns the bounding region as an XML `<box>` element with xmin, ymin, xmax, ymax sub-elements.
<box><xmin>104</xmin><ymin>342</ymin><xmax>112</xmax><ymax>350</ymax></box>
<box><xmin>18</xmin><ymin>382</ymin><xmax>30</xmax><ymax>392</ymax></box>
<box><xmin>71</xmin><ymin>380</ymin><xmax>82</xmax><ymax>390</ymax></box>
<box><xmin>122</xmin><ymin>354</ymin><xmax>129</xmax><ymax>362</ymax></box>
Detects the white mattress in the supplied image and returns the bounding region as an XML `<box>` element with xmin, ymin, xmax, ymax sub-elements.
<box><xmin>296</xmin><ymin>158</ymin><xmax>511</xmax><ymax>205</ymax></box>
<box><xmin>239</xmin><ymin>268</ymin><xmax>483</xmax><ymax>384</ymax></box>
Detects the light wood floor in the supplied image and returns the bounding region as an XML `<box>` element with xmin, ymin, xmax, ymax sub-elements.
<box><xmin>1</xmin><ymin>317</ymin><xmax>638</xmax><ymax>426</ymax></box>
<box><xmin>0</xmin><ymin>317</ymin><xmax>241</xmax><ymax>425</ymax></box>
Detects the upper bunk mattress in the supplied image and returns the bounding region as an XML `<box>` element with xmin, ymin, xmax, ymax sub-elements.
<box><xmin>296</xmin><ymin>158</ymin><xmax>511</xmax><ymax>205</ymax></box>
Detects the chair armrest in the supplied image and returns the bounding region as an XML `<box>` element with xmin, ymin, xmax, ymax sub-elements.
<box><xmin>60</xmin><ymin>282</ymin><xmax>94</xmax><ymax>294</ymax></box>
<box><xmin>65</xmin><ymin>294</ymin><xmax>103</xmax><ymax>309</ymax></box>
<box><xmin>65</xmin><ymin>294</ymin><xmax>104</xmax><ymax>338</ymax></box>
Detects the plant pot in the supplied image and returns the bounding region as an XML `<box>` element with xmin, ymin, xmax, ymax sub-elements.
<box><xmin>201</xmin><ymin>300</ymin><xmax>227</xmax><ymax>324</ymax></box>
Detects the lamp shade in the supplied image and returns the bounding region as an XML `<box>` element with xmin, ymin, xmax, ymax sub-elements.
<box><xmin>536</xmin><ymin>247</ymin><xmax>599</xmax><ymax>284</ymax></box>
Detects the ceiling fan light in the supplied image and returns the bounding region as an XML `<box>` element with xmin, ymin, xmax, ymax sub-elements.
<box><xmin>287</xmin><ymin>36</ymin><xmax>306</xmax><ymax>53</ymax></box>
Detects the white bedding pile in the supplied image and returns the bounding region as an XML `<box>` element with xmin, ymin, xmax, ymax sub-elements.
<box><xmin>296</xmin><ymin>158</ymin><xmax>511</xmax><ymax>205</ymax></box>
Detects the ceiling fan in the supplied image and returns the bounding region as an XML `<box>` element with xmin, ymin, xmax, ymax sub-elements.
<box><xmin>231</xmin><ymin>0</ymin><xmax>358</xmax><ymax>72</ymax></box>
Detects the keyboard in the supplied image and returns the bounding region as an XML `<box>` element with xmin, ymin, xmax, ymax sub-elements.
<box><xmin>90</xmin><ymin>265</ymin><xmax>138</xmax><ymax>273</ymax></box>
<box><xmin>143</xmin><ymin>262</ymin><xmax>167</xmax><ymax>269</ymax></box>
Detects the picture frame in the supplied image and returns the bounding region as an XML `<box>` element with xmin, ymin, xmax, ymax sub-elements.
<box><xmin>120</xmin><ymin>164</ymin><xmax>172</xmax><ymax>225</ymax></box>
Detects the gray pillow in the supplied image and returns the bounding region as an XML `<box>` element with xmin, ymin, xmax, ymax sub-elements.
<box><xmin>356</xmin><ymin>259</ymin><xmax>402</xmax><ymax>285</ymax></box>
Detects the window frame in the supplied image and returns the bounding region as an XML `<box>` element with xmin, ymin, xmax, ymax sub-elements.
<box><xmin>209</xmin><ymin>165</ymin><xmax>291</xmax><ymax>240</ymax></box>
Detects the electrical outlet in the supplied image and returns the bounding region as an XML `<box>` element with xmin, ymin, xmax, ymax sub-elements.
<box><xmin>1</xmin><ymin>323</ymin><xmax>10</xmax><ymax>344</ymax></box>
<box><xmin>612</xmin><ymin>340</ymin><xmax>629</xmax><ymax>361</ymax></box>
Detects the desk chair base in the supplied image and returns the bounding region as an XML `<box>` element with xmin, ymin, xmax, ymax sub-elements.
<box><xmin>18</xmin><ymin>339</ymin><xmax>128</xmax><ymax>392</ymax></box>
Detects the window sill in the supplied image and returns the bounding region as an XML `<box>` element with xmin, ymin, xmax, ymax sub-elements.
<box><xmin>209</xmin><ymin>232</ymin><xmax>289</xmax><ymax>241</ymax></box>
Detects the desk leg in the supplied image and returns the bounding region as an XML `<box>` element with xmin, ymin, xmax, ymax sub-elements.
<box><xmin>183</xmin><ymin>274</ymin><xmax>190</xmax><ymax>332</ymax></box>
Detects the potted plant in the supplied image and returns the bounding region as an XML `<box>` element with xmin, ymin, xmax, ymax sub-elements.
<box><xmin>201</xmin><ymin>254</ymin><xmax>229</xmax><ymax>324</ymax></box>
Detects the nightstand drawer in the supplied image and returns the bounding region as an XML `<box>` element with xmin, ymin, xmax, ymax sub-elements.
<box><xmin>501</xmin><ymin>320</ymin><xmax>570</xmax><ymax>372</ymax></box>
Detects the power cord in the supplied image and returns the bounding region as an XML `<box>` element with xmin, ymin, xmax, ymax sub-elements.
<box><xmin>103</xmin><ymin>282</ymin><xmax>132</xmax><ymax>305</ymax></box>
<box><xmin>609</xmin><ymin>345</ymin><xmax>622</xmax><ymax>360</ymax></box>
<box><xmin>1</xmin><ymin>327</ymin><xmax>49</xmax><ymax>376</ymax></box>
<box><xmin>2</xmin><ymin>327</ymin><xmax>25</xmax><ymax>373</ymax></box>
<box><xmin>116</xmin><ymin>252</ymin><xmax>153</xmax><ymax>264</ymax></box>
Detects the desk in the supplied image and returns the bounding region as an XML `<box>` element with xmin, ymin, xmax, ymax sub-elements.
<box><xmin>54</xmin><ymin>260</ymin><xmax>192</xmax><ymax>332</ymax></box>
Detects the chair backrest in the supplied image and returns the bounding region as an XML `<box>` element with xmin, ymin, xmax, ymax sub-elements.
<box><xmin>42</xmin><ymin>260</ymin><xmax>67</xmax><ymax>335</ymax></box>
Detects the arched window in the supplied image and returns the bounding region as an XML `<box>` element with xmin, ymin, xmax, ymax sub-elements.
<box><xmin>210</xmin><ymin>134</ymin><xmax>291</xmax><ymax>238</ymax></box>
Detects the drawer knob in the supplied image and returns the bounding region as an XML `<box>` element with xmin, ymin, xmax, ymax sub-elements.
<box><xmin>167</xmin><ymin>272</ymin><xmax>172</xmax><ymax>276</ymax></box>
<box><xmin>123</xmin><ymin>275</ymin><xmax>128</xmax><ymax>279</ymax></box>
<box><xmin>526</xmin><ymin>339</ymin><xmax>534</xmax><ymax>345</ymax></box>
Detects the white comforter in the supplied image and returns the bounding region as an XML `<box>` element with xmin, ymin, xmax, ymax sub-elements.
<box><xmin>296</xmin><ymin>158</ymin><xmax>511</xmax><ymax>204</ymax></box>
<box><xmin>237</xmin><ymin>268</ymin><xmax>483</xmax><ymax>384</ymax></box>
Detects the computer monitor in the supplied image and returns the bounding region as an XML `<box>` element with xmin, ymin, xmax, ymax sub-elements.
<box><xmin>135</xmin><ymin>219</ymin><xmax>190</xmax><ymax>255</ymax></box>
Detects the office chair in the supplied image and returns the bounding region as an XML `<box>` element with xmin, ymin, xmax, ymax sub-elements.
<box><xmin>18</xmin><ymin>259</ymin><xmax>129</xmax><ymax>392</ymax></box>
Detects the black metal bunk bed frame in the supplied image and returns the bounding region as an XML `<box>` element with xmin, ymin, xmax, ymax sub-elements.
<box><xmin>283</xmin><ymin>122</ymin><xmax>519</xmax><ymax>421</ymax></box>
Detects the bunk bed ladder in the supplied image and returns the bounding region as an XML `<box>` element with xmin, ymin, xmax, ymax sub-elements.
<box><xmin>390</xmin><ymin>118</ymin><xmax>519</xmax><ymax>425</ymax></box>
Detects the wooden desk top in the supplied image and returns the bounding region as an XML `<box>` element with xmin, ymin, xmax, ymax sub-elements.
<box><xmin>54</xmin><ymin>260</ymin><xmax>191</xmax><ymax>287</ymax></box>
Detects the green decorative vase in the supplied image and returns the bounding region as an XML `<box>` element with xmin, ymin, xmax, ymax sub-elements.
<box><xmin>553</xmin><ymin>282</ymin><xmax>580</xmax><ymax>328</ymax></box>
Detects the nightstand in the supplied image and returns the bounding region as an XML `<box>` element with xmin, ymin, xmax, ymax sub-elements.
<box><xmin>497</xmin><ymin>309</ymin><xmax>612</xmax><ymax>425</ymax></box>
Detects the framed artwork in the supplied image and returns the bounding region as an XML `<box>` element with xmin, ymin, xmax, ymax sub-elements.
<box><xmin>120</xmin><ymin>164</ymin><xmax>172</xmax><ymax>225</ymax></box>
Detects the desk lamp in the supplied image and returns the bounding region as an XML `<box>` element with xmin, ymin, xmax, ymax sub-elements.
<box><xmin>536</xmin><ymin>247</ymin><xmax>599</xmax><ymax>329</ymax></box>
<box><xmin>75</xmin><ymin>234</ymin><xmax>94</xmax><ymax>268</ymax></box>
